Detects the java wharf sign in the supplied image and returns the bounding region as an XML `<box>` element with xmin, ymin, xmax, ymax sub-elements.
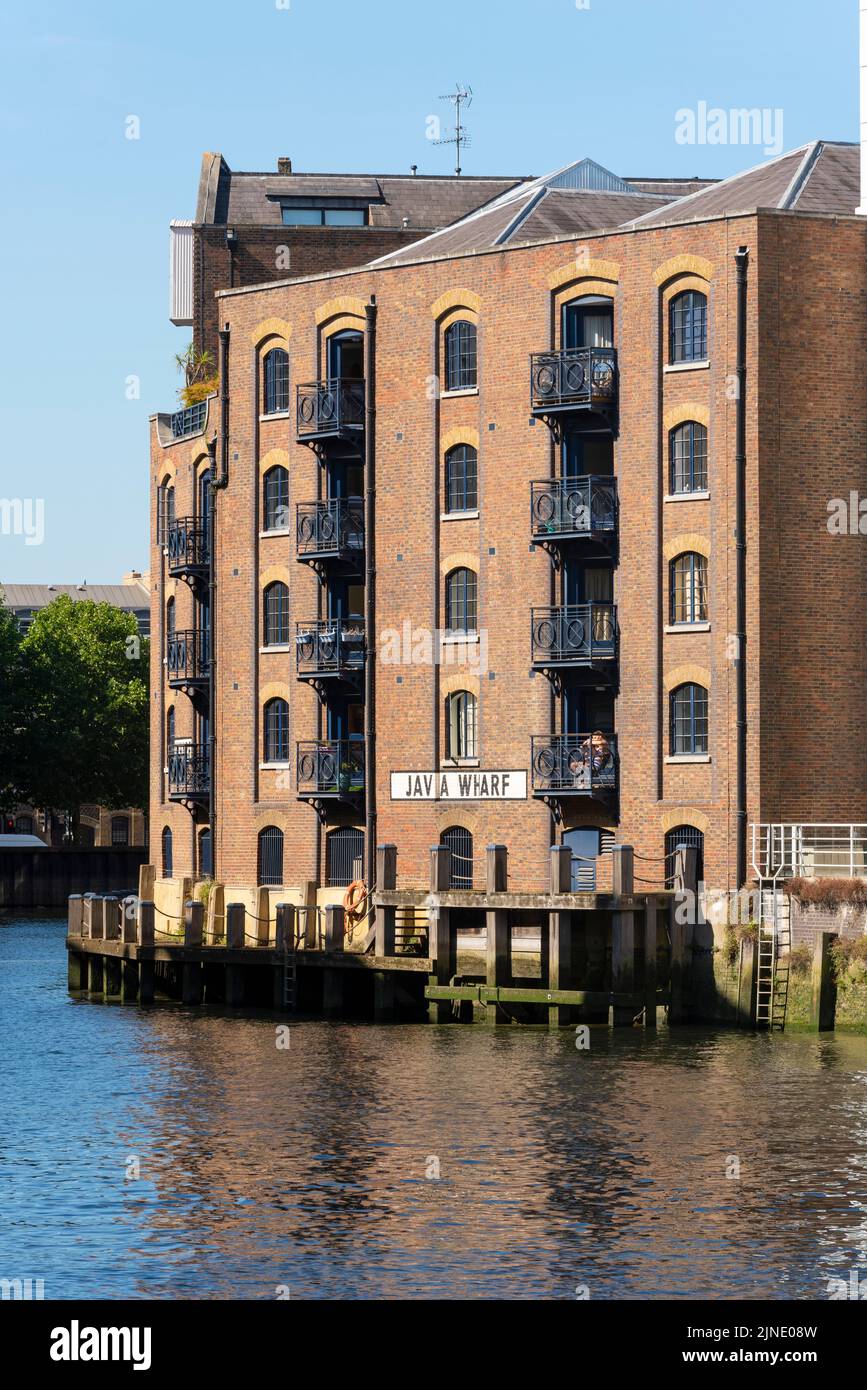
<box><xmin>391</xmin><ymin>769</ymin><xmax>527</xmax><ymax>801</ymax></box>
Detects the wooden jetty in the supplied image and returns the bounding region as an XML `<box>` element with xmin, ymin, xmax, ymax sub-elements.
<box><xmin>65</xmin><ymin>843</ymin><xmax>701</xmax><ymax>1027</ymax></box>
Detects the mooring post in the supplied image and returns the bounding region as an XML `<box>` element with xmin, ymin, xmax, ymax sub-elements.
<box><xmin>485</xmin><ymin>845</ymin><xmax>510</xmax><ymax>1025</ymax></box>
<box><xmin>182</xmin><ymin>900</ymin><xmax>204</xmax><ymax>1005</ymax></box>
<box><xmin>375</xmin><ymin>843</ymin><xmax>397</xmax><ymax>957</ymax></box>
<box><xmin>275</xmin><ymin>902</ymin><xmax>296</xmax><ymax>951</ymax></box>
<box><xmin>323</xmin><ymin>905</ymin><xmax>346</xmax><ymax>1016</ymax></box>
<box><xmin>644</xmin><ymin>896</ymin><xmax>658</xmax><ymax>1028</ymax></box>
<box><xmin>254</xmin><ymin>886</ymin><xmax>271</xmax><ymax>946</ymax></box>
<box><xmin>104</xmin><ymin>896</ymin><xmax>121</xmax><ymax>942</ymax></box>
<box><xmin>611</xmin><ymin>845</ymin><xmax>636</xmax><ymax>1026</ymax></box>
<box><xmin>324</xmin><ymin>904</ymin><xmax>345</xmax><ymax>951</ymax></box>
<box><xmin>121</xmin><ymin>897</ymin><xmax>138</xmax><ymax>945</ymax></box>
<box><xmin>206</xmin><ymin>883</ymin><xmax>225</xmax><ymax>944</ymax></box>
<box><xmin>811</xmin><ymin>931</ymin><xmax>838</xmax><ymax>1031</ymax></box>
<box><xmin>547</xmin><ymin>845</ymin><xmax>574</xmax><ymax>1028</ymax></box>
<box><xmin>137</xmin><ymin>901</ymin><xmax>155</xmax><ymax>1004</ymax></box>
<box><xmin>68</xmin><ymin>894</ymin><xmax>83</xmax><ymax>937</ymax></box>
<box><xmin>81</xmin><ymin>893</ymin><xmax>94</xmax><ymax>939</ymax></box>
<box><xmin>91</xmin><ymin>896</ymin><xmax>106</xmax><ymax>941</ymax></box>
<box><xmin>225</xmin><ymin>902</ymin><xmax>245</xmax><ymax>1006</ymax></box>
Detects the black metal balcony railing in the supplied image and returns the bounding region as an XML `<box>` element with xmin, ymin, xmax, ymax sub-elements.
<box><xmin>296</xmin><ymin>739</ymin><xmax>365</xmax><ymax>798</ymax></box>
<box><xmin>531</xmin><ymin>602</ymin><xmax>617</xmax><ymax>668</ymax></box>
<box><xmin>296</xmin><ymin>619</ymin><xmax>365</xmax><ymax>679</ymax></box>
<box><xmin>531</xmin><ymin>733</ymin><xmax>618</xmax><ymax>797</ymax></box>
<box><xmin>170</xmin><ymin>400</ymin><xmax>208</xmax><ymax>440</ymax></box>
<box><xmin>296</xmin><ymin>378</ymin><xmax>365</xmax><ymax>441</ymax></box>
<box><xmin>167</xmin><ymin>742</ymin><xmax>210</xmax><ymax>800</ymax></box>
<box><xmin>167</xmin><ymin>629</ymin><xmax>210</xmax><ymax>685</ymax></box>
<box><xmin>530</xmin><ymin>347</ymin><xmax>617</xmax><ymax>415</ymax></box>
<box><xmin>530</xmin><ymin>475</ymin><xmax>618</xmax><ymax>540</ymax></box>
<box><xmin>166</xmin><ymin>517</ymin><xmax>209</xmax><ymax>575</ymax></box>
<box><xmin>296</xmin><ymin>498</ymin><xmax>364</xmax><ymax>560</ymax></box>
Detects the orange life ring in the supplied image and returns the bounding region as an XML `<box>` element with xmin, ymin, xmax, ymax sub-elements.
<box><xmin>343</xmin><ymin>879</ymin><xmax>367</xmax><ymax>918</ymax></box>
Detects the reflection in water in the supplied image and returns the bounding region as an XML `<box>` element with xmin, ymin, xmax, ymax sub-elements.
<box><xmin>3</xmin><ymin>920</ymin><xmax>867</xmax><ymax>1299</ymax></box>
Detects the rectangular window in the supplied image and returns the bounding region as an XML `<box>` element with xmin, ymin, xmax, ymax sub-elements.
<box><xmin>281</xmin><ymin>205</ymin><xmax>368</xmax><ymax>227</ymax></box>
<box><xmin>324</xmin><ymin>208</ymin><xmax>366</xmax><ymax>226</ymax></box>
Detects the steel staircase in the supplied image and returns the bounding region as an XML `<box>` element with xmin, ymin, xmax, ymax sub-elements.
<box><xmin>756</xmin><ymin>883</ymin><xmax>791</xmax><ymax>1031</ymax></box>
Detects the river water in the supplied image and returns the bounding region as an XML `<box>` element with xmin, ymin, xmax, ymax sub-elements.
<box><xmin>3</xmin><ymin>916</ymin><xmax>867</xmax><ymax>1300</ymax></box>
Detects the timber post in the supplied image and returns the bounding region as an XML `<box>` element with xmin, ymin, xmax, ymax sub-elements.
<box><xmin>137</xmin><ymin>901</ymin><xmax>155</xmax><ymax>1003</ymax></box>
<box><xmin>225</xmin><ymin>903</ymin><xmax>245</xmax><ymax>1006</ymax></box>
<box><xmin>610</xmin><ymin>845</ymin><xmax>636</xmax><ymax>1026</ymax></box>
<box><xmin>485</xmin><ymin>845</ymin><xmax>510</xmax><ymax>1025</ymax></box>
<box><xmin>810</xmin><ymin>931</ymin><xmax>838</xmax><ymax>1031</ymax></box>
<box><xmin>375</xmin><ymin>843</ymin><xmax>397</xmax><ymax>957</ymax></box>
<box><xmin>548</xmin><ymin>845</ymin><xmax>574</xmax><ymax>1027</ymax></box>
<box><xmin>183</xmin><ymin>900</ymin><xmax>205</xmax><ymax>1004</ymax></box>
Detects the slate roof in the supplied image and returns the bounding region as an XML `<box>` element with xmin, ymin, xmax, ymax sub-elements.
<box><xmin>195</xmin><ymin>152</ymin><xmax>532</xmax><ymax>231</ymax></box>
<box><xmin>1</xmin><ymin>583</ymin><xmax>150</xmax><ymax>610</ymax></box>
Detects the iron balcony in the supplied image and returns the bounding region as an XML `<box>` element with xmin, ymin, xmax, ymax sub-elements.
<box><xmin>166</xmin><ymin>517</ymin><xmax>209</xmax><ymax>577</ymax></box>
<box><xmin>296</xmin><ymin>497</ymin><xmax>364</xmax><ymax>565</ymax></box>
<box><xmin>295</xmin><ymin>618</ymin><xmax>365</xmax><ymax>681</ymax></box>
<box><xmin>531</xmin><ymin>602</ymin><xmax>617</xmax><ymax>671</ymax></box>
<box><xmin>530</xmin><ymin>347</ymin><xmax>617</xmax><ymax>418</ymax></box>
<box><xmin>531</xmin><ymin>732</ymin><xmax>618</xmax><ymax>799</ymax></box>
<box><xmin>296</xmin><ymin>378</ymin><xmax>365</xmax><ymax>442</ymax></box>
<box><xmin>296</xmin><ymin>738</ymin><xmax>364</xmax><ymax>801</ymax></box>
<box><xmin>530</xmin><ymin>475</ymin><xmax>617</xmax><ymax>542</ymax></box>
<box><xmin>170</xmin><ymin>400</ymin><xmax>208</xmax><ymax>440</ymax></box>
<box><xmin>167</xmin><ymin>742</ymin><xmax>210</xmax><ymax>802</ymax></box>
<box><xmin>167</xmin><ymin>629</ymin><xmax>210</xmax><ymax>688</ymax></box>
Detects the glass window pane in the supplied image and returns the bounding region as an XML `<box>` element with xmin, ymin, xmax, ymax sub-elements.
<box><xmin>324</xmin><ymin>208</ymin><xmax>366</xmax><ymax>225</ymax></box>
<box><xmin>281</xmin><ymin>207</ymin><xmax>322</xmax><ymax>225</ymax></box>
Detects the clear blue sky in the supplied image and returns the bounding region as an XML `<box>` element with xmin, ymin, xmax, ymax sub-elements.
<box><xmin>0</xmin><ymin>0</ymin><xmax>859</xmax><ymax>583</ymax></box>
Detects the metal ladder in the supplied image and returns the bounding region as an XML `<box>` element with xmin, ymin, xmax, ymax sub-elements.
<box><xmin>756</xmin><ymin>882</ymin><xmax>791</xmax><ymax>1031</ymax></box>
<box><xmin>280</xmin><ymin>944</ymin><xmax>297</xmax><ymax>1011</ymax></box>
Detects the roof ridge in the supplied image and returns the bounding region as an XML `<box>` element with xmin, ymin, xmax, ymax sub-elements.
<box><xmin>779</xmin><ymin>140</ymin><xmax>824</xmax><ymax>209</ymax></box>
<box><xmin>493</xmin><ymin>185</ymin><xmax>552</xmax><ymax>245</ymax></box>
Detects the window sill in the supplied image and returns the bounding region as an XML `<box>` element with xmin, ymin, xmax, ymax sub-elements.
<box><xmin>441</xmin><ymin>509</ymin><xmax>479</xmax><ymax>522</ymax></box>
<box><xmin>665</xmin><ymin>622</ymin><xmax>711</xmax><ymax>633</ymax></box>
<box><xmin>663</xmin><ymin>361</ymin><xmax>709</xmax><ymax>374</ymax></box>
<box><xmin>664</xmin><ymin>491</ymin><xmax>710</xmax><ymax>504</ymax></box>
<box><xmin>259</xmin><ymin>410</ymin><xmax>292</xmax><ymax>422</ymax></box>
<box><xmin>441</xmin><ymin>758</ymin><xmax>480</xmax><ymax>768</ymax></box>
<box><xmin>441</xmin><ymin>387</ymin><xmax>479</xmax><ymax>399</ymax></box>
<box><xmin>260</xmin><ymin>528</ymin><xmax>291</xmax><ymax>539</ymax></box>
<box><xmin>260</xmin><ymin>644</ymin><xmax>293</xmax><ymax>653</ymax></box>
<box><xmin>665</xmin><ymin>754</ymin><xmax>711</xmax><ymax>764</ymax></box>
<box><xmin>441</xmin><ymin>632</ymin><xmax>480</xmax><ymax>645</ymax></box>
<box><xmin>259</xmin><ymin>762</ymin><xmax>291</xmax><ymax>771</ymax></box>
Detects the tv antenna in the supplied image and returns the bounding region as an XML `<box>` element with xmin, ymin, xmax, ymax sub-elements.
<box><xmin>434</xmin><ymin>83</ymin><xmax>473</xmax><ymax>175</ymax></box>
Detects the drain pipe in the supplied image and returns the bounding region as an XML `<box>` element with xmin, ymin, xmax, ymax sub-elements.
<box><xmin>734</xmin><ymin>248</ymin><xmax>749</xmax><ymax>889</ymax></box>
<box><xmin>207</xmin><ymin>323</ymin><xmax>231</xmax><ymax>880</ymax></box>
<box><xmin>364</xmin><ymin>298</ymin><xmax>377</xmax><ymax>893</ymax></box>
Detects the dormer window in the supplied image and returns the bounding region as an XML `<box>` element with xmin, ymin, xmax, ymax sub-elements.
<box><xmin>280</xmin><ymin>201</ymin><xmax>367</xmax><ymax>227</ymax></box>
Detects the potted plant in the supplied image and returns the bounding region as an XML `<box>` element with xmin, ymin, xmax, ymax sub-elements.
<box><xmin>338</xmin><ymin>761</ymin><xmax>354</xmax><ymax>793</ymax></box>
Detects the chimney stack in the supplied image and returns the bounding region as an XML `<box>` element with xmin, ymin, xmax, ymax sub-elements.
<box><xmin>277</xmin><ymin>157</ymin><xmax>292</xmax><ymax>176</ymax></box>
<box><xmin>859</xmin><ymin>1</ymin><xmax>867</xmax><ymax>214</ymax></box>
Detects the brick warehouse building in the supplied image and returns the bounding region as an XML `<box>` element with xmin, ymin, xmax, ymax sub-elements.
<box><xmin>149</xmin><ymin>145</ymin><xmax>867</xmax><ymax>916</ymax></box>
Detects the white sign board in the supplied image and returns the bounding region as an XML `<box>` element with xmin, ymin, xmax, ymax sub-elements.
<box><xmin>390</xmin><ymin>770</ymin><xmax>527</xmax><ymax>801</ymax></box>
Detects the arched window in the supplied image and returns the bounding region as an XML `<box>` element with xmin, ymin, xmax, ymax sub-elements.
<box><xmin>670</xmin><ymin>683</ymin><xmax>708</xmax><ymax>755</ymax></box>
<box><xmin>445</xmin><ymin>445</ymin><xmax>478</xmax><ymax>513</ymax></box>
<box><xmin>161</xmin><ymin>826</ymin><xmax>173</xmax><ymax>878</ymax></box>
<box><xmin>166</xmin><ymin>706</ymin><xmax>175</xmax><ymax>756</ymax></box>
<box><xmin>441</xmin><ymin>826</ymin><xmax>473</xmax><ymax>889</ymax></box>
<box><xmin>263</xmin><ymin>582</ymin><xmax>290</xmax><ymax>645</ymax></box>
<box><xmin>198</xmin><ymin>828</ymin><xmax>212</xmax><ymax>879</ymax></box>
<box><xmin>14</xmin><ymin>814</ymin><xmax>33</xmax><ymax>834</ymax></box>
<box><xmin>669</xmin><ymin>290</ymin><xmax>707</xmax><ymax>364</ymax></box>
<box><xmin>111</xmin><ymin>815</ymin><xmax>130</xmax><ymax>846</ymax></box>
<box><xmin>263</xmin><ymin>348</ymin><xmax>289</xmax><ymax>414</ymax></box>
<box><xmin>258</xmin><ymin>826</ymin><xmax>284</xmax><ymax>886</ymax></box>
<box><xmin>165</xmin><ymin>596</ymin><xmax>176</xmax><ymax>637</ymax></box>
<box><xmin>445</xmin><ymin>690</ymin><xmax>477</xmax><ymax>759</ymax></box>
<box><xmin>159</xmin><ymin>481</ymin><xmax>175</xmax><ymax>543</ymax></box>
<box><xmin>264</xmin><ymin>697</ymin><xmax>290</xmax><ymax>763</ymax></box>
<box><xmin>263</xmin><ymin>465</ymin><xmax>289</xmax><ymax>532</ymax></box>
<box><xmin>665</xmin><ymin>825</ymin><xmax>705</xmax><ymax>888</ymax></box>
<box><xmin>669</xmin><ymin>421</ymin><xmax>708</xmax><ymax>493</ymax></box>
<box><xmin>198</xmin><ymin>467</ymin><xmax>212</xmax><ymax>527</ymax></box>
<box><xmin>444</xmin><ymin>320</ymin><xmax>477</xmax><ymax>391</ymax></box>
<box><xmin>669</xmin><ymin>552</ymin><xmax>708</xmax><ymax>624</ymax></box>
<box><xmin>326</xmin><ymin>826</ymin><xmax>365</xmax><ymax>887</ymax></box>
<box><xmin>445</xmin><ymin>567</ymin><xmax>477</xmax><ymax>636</ymax></box>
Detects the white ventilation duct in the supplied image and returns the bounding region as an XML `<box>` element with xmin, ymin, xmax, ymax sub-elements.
<box><xmin>859</xmin><ymin>0</ymin><xmax>867</xmax><ymax>213</ymax></box>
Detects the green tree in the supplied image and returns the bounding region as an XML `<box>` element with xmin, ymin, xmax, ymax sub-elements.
<box><xmin>0</xmin><ymin>593</ymin><xmax>26</xmax><ymax>814</ymax></box>
<box><xmin>18</xmin><ymin>595</ymin><xmax>149</xmax><ymax>830</ymax></box>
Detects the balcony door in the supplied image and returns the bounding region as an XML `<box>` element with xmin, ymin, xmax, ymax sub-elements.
<box><xmin>562</xmin><ymin>686</ymin><xmax>615</xmax><ymax>736</ymax></box>
<box><xmin>563</xmin><ymin>561</ymin><xmax>613</xmax><ymax>608</ymax></box>
<box><xmin>327</xmin><ymin>698</ymin><xmax>363</xmax><ymax>742</ymax></box>
<box><xmin>562</xmin><ymin>296</ymin><xmax>613</xmax><ymax>350</ymax></box>
<box><xmin>327</xmin><ymin>330</ymin><xmax>363</xmax><ymax>380</ymax></box>
<box><xmin>327</xmin><ymin>579</ymin><xmax>364</xmax><ymax>621</ymax></box>
<box><xmin>562</xmin><ymin>433</ymin><xmax>614</xmax><ymax>479</ymax></box>
<box><xmin>327</xmin><ymin>458</ymin><xmax>364</xmax><ymax>500</ymax></box>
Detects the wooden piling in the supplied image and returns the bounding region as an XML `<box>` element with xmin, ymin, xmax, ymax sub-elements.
<box><xmin>375</xmin><ymin>844</ymin><xmax>397</xmax><ymax>956</ymax></box>
<box><xmin>484</xmin><ymin>846</ymin><xmax>510</xmax><ymax>1025</ymax></box>
<box><xmin>68</xmin><ymin>894</ymin><xmax>83</xmax><ymax>936</ymax></box>
<box><xmin>181</xmin><ymin>900</ymin><xmax>205</xmax><ymax>1004</ymax></box>
<box><xmin>67</xmin><ymin>949</ymin><xmax>85</xmax><ymax>991</ymax></box>
<box><xmin>610</xmin><ymin>847</ymin><xmax>636</xmax><ymax>1026</ymax></box>
<box><xmin>225</xmin><ymin>902</ymin><xmax>246</xmax><ymax>1005</ymax></box>
<box><xmin>104</xmin><ymin>955</ymin><xmax>122</xmax><ymax>998</ymax></box>
<box><xmin>547</xmin><ymin>846</ymin><xmax>574</xmax><ymax>1027</ymax></box>
<box><xmin>137</xmin><ymin>901</ymin><xmax>155</xmax><ymax>1003</ymax></box>
<box><xmin>121</xmin><ymin>958</ymin><xmax>139</xmax><ymax>1003</ymax></box>
<box><xmin>643</xmin><ymin>897</ymin><xmax>658</xmax><ymax>1028</ymax></box>
<box><xmin>810</xmin><ymin>931</ymin><xmax>838</xmax><ymax>1031</ymax></box>
<box><xmin>87</xmin><ymin>954</ymin><xmax>104</xmax><ymax>995</ymax></box>
<box><xmin>275</xmin><ymin>902</ymin><xmax>296</xmax><ymax>950</ymax></box>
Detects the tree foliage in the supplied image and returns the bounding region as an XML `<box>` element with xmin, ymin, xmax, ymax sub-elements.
<box><xmin>1</xmin><ymin>594</ymin><xmax>149</xmax><ymax>818</ymax></box>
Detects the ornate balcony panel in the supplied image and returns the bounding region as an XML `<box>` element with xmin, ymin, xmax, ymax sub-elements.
<box><xmin>531</xmin><ymin>602</ymin><xmax>617</xmax><ymax>671</ymax></box>
<box><xmin>296</xmin><ymin>378</ymin><xmax>365</xmax><ymax>444</ymax></box>
<box><xmin>530</xmin><ymin>732</ymin><xmax>618</xmax><ymax>800</ymax></box>
<box><xmin>530</xmin><ymin>475</ymin><xmax>617</xmax><ymax>543</ymax></box>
